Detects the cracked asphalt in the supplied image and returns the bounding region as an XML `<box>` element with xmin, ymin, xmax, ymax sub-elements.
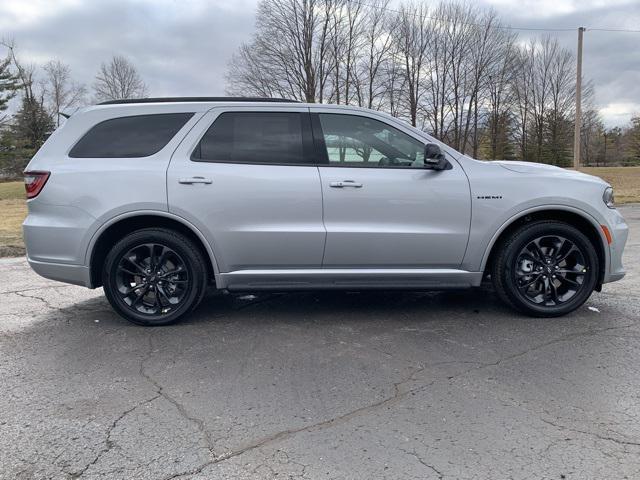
<box><xmin>1</xmin><ymin>205</ymin><xmax>639</xmax><ymax>480</ymax></box>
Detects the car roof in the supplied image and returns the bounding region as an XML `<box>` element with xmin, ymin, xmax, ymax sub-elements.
<box><xmin>97</xmin><ymin>97</ymin><xmax>300</xmax><ymax>105</ymax></box>
<box><xmin>81</xmin><ymin>98</ymin><xmax>390</xmax><ymax>117</ymax></box>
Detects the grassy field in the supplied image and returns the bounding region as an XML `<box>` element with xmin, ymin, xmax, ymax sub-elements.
<box><xmin>0</xmin><ymin>182</ymin><xmax>27</xmax><ymax>257</ymax></box>
<box><xmin>0</xmin><ymin>166</ymin><xmax>639</xmax><ymax>257</ymax></box>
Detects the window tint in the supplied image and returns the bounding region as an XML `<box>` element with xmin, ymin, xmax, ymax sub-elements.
<box><xmin>194</xmin><ymin>112</ymin><xmax>306</xmax><ymax>164</ymax></box>
<box><xmin>318</xmin><ymin>114</ymin><xmax>425</xmax><ymax>168</ymax></box>
<box><xmin>69</xmin><ymin>113</ymin><xmax>193</xmax><ymax>158</ymax></box>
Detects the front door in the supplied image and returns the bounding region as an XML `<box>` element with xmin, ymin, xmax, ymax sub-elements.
<box><xmin>313</xmin><ymin>111</ymin><xmax>471</xmax><ymax>269</ymax></box>
<box><xmin>167</xmin><ymin>106</ymin><xmax>325</xmax><ymax>273</ymax></box>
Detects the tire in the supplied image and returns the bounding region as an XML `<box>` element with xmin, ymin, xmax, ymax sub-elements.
<box><xmin>492</xmin><ymin>221</ymin><xmax>599</xmax><ymax>317</ymax></box>
<box><xmin>102</xmin><ymin>228</ymin><xmax>208</xmax><ymax>326</ymax></box>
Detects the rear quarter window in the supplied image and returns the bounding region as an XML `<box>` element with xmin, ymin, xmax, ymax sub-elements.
<box><xmin>69</xmin><ymin>113</ymin><xmax>194</xmax><ymax>158</ymax></box>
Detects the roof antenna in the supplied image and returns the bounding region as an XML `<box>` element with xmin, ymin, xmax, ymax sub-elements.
<box><xmin>58</xmin><ymin>112</ymin><xmax>71</xmax><ymax>119</ymax></box>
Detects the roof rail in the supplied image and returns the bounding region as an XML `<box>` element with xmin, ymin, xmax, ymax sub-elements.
<box><xmin>98</xmin><ymin>97</ymin><xmax>300</xmax><ymax>105</ymax></box>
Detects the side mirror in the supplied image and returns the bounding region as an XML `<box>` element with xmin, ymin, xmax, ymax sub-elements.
<box><xmin>423</xmin><ymin>143</ymin><xmax>450</xmax><ymax>171</ymax></box>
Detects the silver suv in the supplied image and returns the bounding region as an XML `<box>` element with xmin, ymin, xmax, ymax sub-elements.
<box><xmin>23</xmin><ymin>98</ymin><xmax>628</xmax><ymax>325</ymax></box>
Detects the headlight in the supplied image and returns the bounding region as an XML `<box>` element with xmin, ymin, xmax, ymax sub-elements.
<box><xmin>603</xmin><ymin>187</ymin><xmax>615</xmax><ymax>208</ymax></box>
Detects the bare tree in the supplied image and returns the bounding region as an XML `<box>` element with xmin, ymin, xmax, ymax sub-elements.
<box><xmin>353</xmin><ymin>0</ymin><xmax>393</xmax><ymax>109</ymax></box>
<box><xmin>43</xmin><ymin>60</ymin><xmax>86</xmax><ymax>126</ymax></box>
<box><xmin>337</xmin><ymin>0</ymin><xmax>366</xmax><ymax>104</ymax></box>
<box><xmin>226</xmin><ymin>0</ymin><xmax>602</xmax><ymax>167</ymax></box>
<box><xmin>511</xmin><ymin>37</ymin><xmax>578</xmax><ymax>165</ymax></box>
<box><xmin>391</xmin><ymin>2</ymin><xmax>431</xmax><ymax>127</ymax></box>
<box><xmin>581</xmin><ymin>108</ymin><xmax>604</xmax><ymax>166</ymax></box>
<box><xmin>93</xmin><ymin>55</ymin><xmax>148</xmax><ymax>101</ymax></box>
<box><xmin>511</xmin><ymin>45</ymin><xmax>533</xmax><ymax>161</ymax></box>
<box><xmin>485</xmin><ymin>38</ymin><xmax>518</xmax><ymax>159</ymax></box>
<box><xmin>227</xmin><ymin>0</ymin><xmax>338</xmax><ymax>103</ymax></box>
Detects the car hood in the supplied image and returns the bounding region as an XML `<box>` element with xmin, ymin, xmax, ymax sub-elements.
<box><xmin>493</xmin><ymin>160</ymin><xmax>608</xmax><ymax>185</ymax></box>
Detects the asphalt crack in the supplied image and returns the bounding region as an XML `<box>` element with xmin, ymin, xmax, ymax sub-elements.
<box><xmin>160</xmin><ymin>321</ymin><xmax>640</xmax><ymax>479</ymax></box>
<box><xmin>7</xmin><ymin>279</ymin><xmax>638</xmax><ymax>478</ymax></box>
<box><xmin>540</xmin><ymin>418</ymin><xmax>640</xmax><ymax>449</ymax></box>
<box><xmin>161</xmin><ymin>365</ymin><xmax>430</xmax><ymax>479</ymax></box>
<box><xmin>444</xmin><ymin>321</ymin><xmax>640</xmax><ymax>381</ymax></box>
<box><xmin>0</xmin><ymin>284</ymin><xmax>76</xmax><ymax>295</ymax></box>
<box><xmin>69</xmin><ymin>393</ymin><xmax>162</xmax><ymax>478</ymax></box>
<box><xmin>139</xmin><ymin>333</ymin><xmax>218</xmax><ymax>457</ymax></box>
<box><xmin>399</xmin><ymin>448</ymin><xmax>445</xmax><ymax>479</ymax></box>
<box><xmin>70</xmin><ymin>334</ymin><xmax>162</xmax><ymax>478</ymax></box>
<box><xmin>13</xmin><ymin>290</ymin><xmax>56</xmax><ymax>310</ymax></box>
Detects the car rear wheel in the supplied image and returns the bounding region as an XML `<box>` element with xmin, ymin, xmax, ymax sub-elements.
<box><xmin>492</xmin><ymin>221</ymin><xmax>599</xmax><ymax>317</ymax></box>
<box><xmin>103</xmin><ymin>228</ymin><xmax>207</xmax><ymax>326</ymax></box>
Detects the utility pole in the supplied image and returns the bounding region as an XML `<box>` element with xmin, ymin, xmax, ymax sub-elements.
<box><xmin>573</xmin><ymin>26</ymin><xmax>585</xmax><ymax>169</ymax></box>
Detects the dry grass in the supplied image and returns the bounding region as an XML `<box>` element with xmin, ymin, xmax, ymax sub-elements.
<box><xmin>0</xmin><ymin>167</ymin><xmax>638</xmax><ymax>257</ymax></box>
<box><xmin>0</xmin><ymin>182</ymin><xmax>26</xmax><ymax>257</ymax></box>
<box><xmin>578</xmin><ymin>167</ymin><xmax>640</xmax><ymax>204</ymax></box>
<box><xmin>0</xmin><ymin>181</ymin><xmax>24</xmax><ymax>201</ymax></box>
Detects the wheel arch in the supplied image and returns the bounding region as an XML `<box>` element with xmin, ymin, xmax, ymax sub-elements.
<box><xmin>86</xmin><ymin>211</ymin><xmax>220</xmax><ymax>288</ymax></box>
<box><xmin>481</xmin><ymin>206</ymin><xmax>608</xmax><ymax>288</ymax></box>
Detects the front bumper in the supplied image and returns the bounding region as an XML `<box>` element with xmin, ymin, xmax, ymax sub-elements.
<box><xmin>603</xmin><ymin>207</ymin><xmax>628</xmax><ymax>284</ymax></box>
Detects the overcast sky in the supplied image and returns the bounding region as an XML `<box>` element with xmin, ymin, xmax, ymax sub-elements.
<box><xmin>1</xmin><ymin>0</ymin><xmax>638</xmax><ymax>126</ymax></box>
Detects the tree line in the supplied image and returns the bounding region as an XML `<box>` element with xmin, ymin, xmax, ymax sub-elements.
<box><xmin>226</xmin><ymin>0</ymin><xmax>640</xmax><ymax>167</ymax></box>
<box><xmin>1</xmin><ymin>0</ymin><xmax>639</xmax><ymax>179</ymax></box>
<box><xmin>0</xmin><ymin>41</ymin><xmax>148</xmax><ymax>178</ymax></box>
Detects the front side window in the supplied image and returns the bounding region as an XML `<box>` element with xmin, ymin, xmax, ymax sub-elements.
<box><xmin>317</xmin><ymin>114</ymin><xmax>425</xmax><ymax>168</ymax></box>
<box><xmin>193</xmin><ymin>112</ymin><xmax>307</xmax><ymax>164</ymax></box>
<box><xmin>69</xmin><ymin>113</ymin><xmax>194</xmax><ymax>158</ymax></box>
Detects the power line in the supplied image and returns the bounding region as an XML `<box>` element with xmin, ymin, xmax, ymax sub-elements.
<box><xmin>589</xmin><ymin>28</ymin><xmax>640</xmax><ymax>33</ymax></box>
<box><xmin>347</xmin><ymin>0</ymin><xmax>640</xmax><ymax>34</ymax></box>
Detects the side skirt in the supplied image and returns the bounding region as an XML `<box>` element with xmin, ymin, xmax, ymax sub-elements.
<box><xmin>218</xmin><ymin>269</ymin><xmax>484</xmax><ymax>291</ymax></box>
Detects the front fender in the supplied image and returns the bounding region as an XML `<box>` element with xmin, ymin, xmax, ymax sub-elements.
<box><xmin>466</xmin><ymin>203</ymin><xmax>610</xmax><ymax>275</ymax></box>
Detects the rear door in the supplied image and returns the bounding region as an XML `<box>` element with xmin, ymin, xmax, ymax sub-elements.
<box><xmin>167</xmin><ymin>106</ymin><xmax>325</xmax><ymax>273</ymax></box>
<box><xmin>313</xmin><ymin>110</ymin><xmax>471</xmax><ymax>268</ymax></box>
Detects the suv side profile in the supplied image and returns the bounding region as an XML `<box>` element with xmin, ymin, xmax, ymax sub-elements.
<box><xmin>23</xmin><ymin>98</ymin><xmax>628</xmax><ymax>325</ymax></box>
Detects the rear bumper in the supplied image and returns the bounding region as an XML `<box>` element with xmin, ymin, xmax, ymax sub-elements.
<box><xmin>27</xmin><ymin>257</ymin><xmax>92</xmax><ymax>287</ymax></box>
<box><xmin>23</xmin><ymin>200</ymin><xmax>95</xmax><ymax>287</ymax></box>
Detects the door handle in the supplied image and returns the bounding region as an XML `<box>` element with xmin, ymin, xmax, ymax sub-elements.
<box><xmin>330</xmin><ymin>180</ymin><xmax>363</xmax><ymax>188</ymax></box>
<box><xmin>179</xmin><ymin>176</ymin><xmax>212</xmax><ymax>185</ymax></box>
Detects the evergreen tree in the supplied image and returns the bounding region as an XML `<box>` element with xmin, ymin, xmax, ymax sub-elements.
<box><xmin>11</xmin><ymin>95</ymin><xmax>54</xmax><ymax>149</ymax></box>
<box><xmin>626</xmin><ymin>117</ymin><xmax>640</xmax><ymax>165</ymax></box>
<box><xmin>0</xmin><ymin>55</ymin><xmax>20</xmax><ymax>123</ymax></box>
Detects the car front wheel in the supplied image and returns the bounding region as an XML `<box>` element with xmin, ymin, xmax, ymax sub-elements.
<box><xmin>492</xmin><ymin>221</ymin><xmax>599</xmax><ymax>317</ymax></box>
<box><xmin>102</xmin><ymin>228</ymin><xmax>207</xmax><ymax>326</ymax></box>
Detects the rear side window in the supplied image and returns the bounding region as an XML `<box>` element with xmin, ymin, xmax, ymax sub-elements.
<box><xmin>69</xmin><ymin>113</ymin><xmax>194</xmax><ymax>158</ymax></box>
<box><xmin>193</xmin><ymin>112</ymin><xmax>308</xmax><ymax>164</ymax></box>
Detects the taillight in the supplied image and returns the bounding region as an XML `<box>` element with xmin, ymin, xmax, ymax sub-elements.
<box><xmin>24</xmin><ymin>171</ymin><xmax>50</xmax><ymax>199</ymax></box>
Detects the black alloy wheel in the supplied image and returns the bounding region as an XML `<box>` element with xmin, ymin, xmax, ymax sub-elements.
<box><xmin>103</xmin><ymin>228</ymin><xmax>207</xmax><ymax>326</ymax></box>
<box><xmin>513</xmin><ymin>235</ymin><xmax>589</xmax><ymax>307</ymax></box>
<box><xmin>492</xmin><ymin>221</ymin><xmax>599</xmax><ymax>317</ymax></box>
<box><xmin>114</xmin><ymin>243</ymin><xmax>190</xmax><ymax>316</ymax></box>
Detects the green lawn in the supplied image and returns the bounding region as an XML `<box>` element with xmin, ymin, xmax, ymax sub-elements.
<box><xmin>1</xmin><ymin>167</ymin><xmax>639</xmax><ymax>257</ymax></box>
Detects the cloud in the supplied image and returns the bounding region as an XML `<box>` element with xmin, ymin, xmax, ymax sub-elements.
<box><xmin>1</xmin><ymin>0</ymin><xmax>638</xmax><ymax>126</ymax></box>
<box><xmin>1</xmin><ymin>0</ymin><xmax>257</xmax><ymax>102</ymax></box>
<box><xmin>478</xmin><ymin>0</ymin><xmax>640</xmax><ymax>126</ymax></box>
